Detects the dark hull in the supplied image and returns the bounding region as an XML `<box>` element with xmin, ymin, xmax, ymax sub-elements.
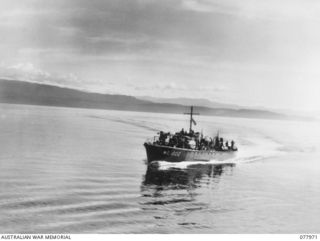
<box><xmin>144</xmin><ymin>143</ymin><xmax>236</xmax><ymax>163</ymax></box>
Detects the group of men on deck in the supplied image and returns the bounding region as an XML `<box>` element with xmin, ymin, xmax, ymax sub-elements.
<box><xmin>155</xmin><ymin>128</ymin><xmax>237</xmax><ymax>151</ymax></box>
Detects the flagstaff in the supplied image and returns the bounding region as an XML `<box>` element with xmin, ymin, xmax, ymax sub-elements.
<box><xmin>184</xmin><ymin>106</ymin><xmax>199</xmax><ymax>133</ymax></box>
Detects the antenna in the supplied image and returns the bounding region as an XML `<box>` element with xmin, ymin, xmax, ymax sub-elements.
<box><xmin>184</xmin><ymin>106</ymin><xmax>199</xmax><ymax>133</ymax></box>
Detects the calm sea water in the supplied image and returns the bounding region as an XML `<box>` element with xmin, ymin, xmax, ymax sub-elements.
<box><xmin>0</xmin><ymin>103</ymin><xmax>319</xmax><ymax>233</ymax></box>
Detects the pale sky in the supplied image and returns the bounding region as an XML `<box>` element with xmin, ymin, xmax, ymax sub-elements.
<box><xmin>1</xmin><ymin>0</ymin><xmax>320</xmax><ymax>111</ymax></box>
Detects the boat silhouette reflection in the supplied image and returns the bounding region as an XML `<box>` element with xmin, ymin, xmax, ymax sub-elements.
<box><xmin>140</xmin><ymin>163</ymin><xmax>234</xmax><ymax>209</ymax></box>
<box><xmin>142</xmin><ymin>162</ymin><xmax>234</xmax><ymax>190</ymax></box>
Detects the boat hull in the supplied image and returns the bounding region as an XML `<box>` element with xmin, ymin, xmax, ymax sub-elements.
<box><xmin>144</xmin><ymin>143</ymin><xmax>236</xmax><ymax>163</ymax></box>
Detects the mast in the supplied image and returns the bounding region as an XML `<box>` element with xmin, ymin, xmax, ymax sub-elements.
<box><xmin>184</xmin><ymin>106</ymin><xmax>199</xmax><ymax>133</ymax></box>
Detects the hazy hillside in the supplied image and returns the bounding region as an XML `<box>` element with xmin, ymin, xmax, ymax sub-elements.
<box><xmin>137</xmin><ymin>96</ymin><xmax>241</xmax><ymax>109</ymax></box>
<box><xmin>0</xmin><ymin>79</ymin><xmax>290</xmax><ymax>120</ymax></box>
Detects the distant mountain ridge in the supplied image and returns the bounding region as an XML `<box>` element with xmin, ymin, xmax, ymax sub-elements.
<box><xmin>0</xmin><ymin>79</ymin><xmax>292</xmax><ymax>120</ymax></box>
<box><xmin>137</xmin><ymin>96</ymin><xmax>241</xmax><ymax>109</ymax></box>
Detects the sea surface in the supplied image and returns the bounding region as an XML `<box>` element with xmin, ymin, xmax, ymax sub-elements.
<box><xmin>0</xmin><ymin>103</ymin><xmax>319</xmax><ymax>234</ymax></box>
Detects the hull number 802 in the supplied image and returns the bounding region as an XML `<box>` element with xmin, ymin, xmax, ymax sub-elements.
<box><xmin>171</xmin><ymin>151</ymin><xmax>181</xmax><ymax>157</ymax></box>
